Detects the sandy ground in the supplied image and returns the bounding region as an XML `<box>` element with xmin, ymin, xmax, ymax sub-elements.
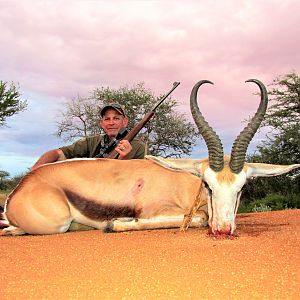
<box><xmin>1</xmin><ymin>209</ymin><xmax>299</xmax><ymax>299</ymax></box>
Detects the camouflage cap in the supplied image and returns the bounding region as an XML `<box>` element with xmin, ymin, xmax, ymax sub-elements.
<box><xmin>100</xmin><ymin>103</ymin><xmax>126</xmax><ymax>117</ymax></box>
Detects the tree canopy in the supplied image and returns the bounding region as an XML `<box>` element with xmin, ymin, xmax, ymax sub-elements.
<box><xmin>257</xmin><ymin>72</ymin><xmax>300</xmax><ymax>165</ymax></box>
<box><xmin>56</xmin><ymin>82</ymin><xmax>199</xmax><ymax>157</ymax></box>
<box><xmin>242</xmin><ymin>72</ymin><xmax>300</xmax><ymax>208</ymax></box>
<box><xmin>0</xmin><ymin>81</ymin><xmax>28</xmax><ymax>127</ymax></box>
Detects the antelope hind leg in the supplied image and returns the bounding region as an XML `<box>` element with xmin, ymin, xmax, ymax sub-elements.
<box><xmin>5</xmin><ymin>184</ymin><xmax>73</xmax><ymax>235</ymax></box>
<box><xmin>1</xmin><ymin>225</ymin><xmax>26</xmax><ymax>236</ymax></box>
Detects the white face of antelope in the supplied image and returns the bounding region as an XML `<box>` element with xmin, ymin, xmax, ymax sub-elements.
<box><xmin>190</xmin><ymin>79</ymin><xmax>270</xmax><ymax>236</ymax></box>
<box><xmin>203</xmin><ymin>167</ymin><xmax>247</xmax><ymax>235</ymax></box>
<box><xmin>189</xmin><ymin>79</ymin><xmax>300</xmax><ymax>236</ymax></box>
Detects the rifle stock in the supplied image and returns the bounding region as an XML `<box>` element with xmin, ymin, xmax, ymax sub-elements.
<box><xmin>108</xmin><ymin>82</ymin><xmax>180</xmax><ymax>159</ymax></box>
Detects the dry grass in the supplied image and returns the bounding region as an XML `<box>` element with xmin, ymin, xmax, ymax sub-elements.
<box><xmin>0</xmin><ymin>193</ymin><xmax>7</xmax><ymax>208</ymax></box>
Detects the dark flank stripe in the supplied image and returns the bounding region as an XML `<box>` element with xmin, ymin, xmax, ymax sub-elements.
<box><xmin>65</xmin><ymin>190</ymin><xmax>135</xmax><ymax>221</ymax></box>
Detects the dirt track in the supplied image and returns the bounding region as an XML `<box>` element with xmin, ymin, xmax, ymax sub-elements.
<box><xmin>1</xmin><ymin>209</ymin><xmax>299</xmax><ymax>299</ymax></box>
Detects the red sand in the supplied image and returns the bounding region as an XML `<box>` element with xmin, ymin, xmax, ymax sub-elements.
<box><xmin>1</xmin><ymin>209</ymin><xmax>299</xmax><ymax>299</ymax></box>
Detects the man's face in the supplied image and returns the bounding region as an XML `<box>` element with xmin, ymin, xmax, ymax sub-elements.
<box><xmin>100</xmin><ymin>108</ymin><xmax>128</xmax><ymax>139</ymax></box>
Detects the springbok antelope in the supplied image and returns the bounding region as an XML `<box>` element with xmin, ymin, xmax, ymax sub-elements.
<box><xmin>2</xmin><ymin>79</ymin><xmax>299</xmax><ymax>236</ymax></box>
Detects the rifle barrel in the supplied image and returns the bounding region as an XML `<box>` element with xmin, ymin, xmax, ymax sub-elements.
<box><xmin>152</xmin><ymin>82</ymin><xmax>180</xmax><ymax>111</ymax></box>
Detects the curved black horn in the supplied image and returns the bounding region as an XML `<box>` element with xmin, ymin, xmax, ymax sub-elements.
<box><xmin>229</xmin><ymin>79</ymin><xmax>268</xmax><ymax>173</ymax></box>
<box><xmin>190</xmin><ymin>80</ymin><xmax>224</xmax><ymax>172</ymax></box>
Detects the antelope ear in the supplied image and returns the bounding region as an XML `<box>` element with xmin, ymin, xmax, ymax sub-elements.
<box><xmin>246</xmin><ymin>163</ymin><xmax>300</xmax><ymax>178</ymax></box>
<box><xmin>145</xmin><ymin>155</ymin><xmax>205</xmax><ymax>177</ymax></box>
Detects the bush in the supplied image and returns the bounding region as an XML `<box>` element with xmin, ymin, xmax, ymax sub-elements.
<box><xmin>255</xmin><ymin>194</ymin><xmax>287</xmax><ymax>210</ymax></box>
<box><xmin>252</xmin><ymin>203</ymin><xmax>272</xmax><ymax>212</ymax></box>
<box><xmin>237</xmin><ymin>202</ymin><xmax>250</xmax><ymax>213</ymax></box>
<box><xmin>239</xmin><ymin>193</ymin><xmax>300</xmax><ymax>213</ymax></box>
<box><xmin>0</xmin><ymin>173</ymin><xmax>24</xmax><ymax>194</ymax></box>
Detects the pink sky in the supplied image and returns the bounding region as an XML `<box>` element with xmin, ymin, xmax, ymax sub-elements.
<box><xmin>0</xmin><ymin>0</ymin><xmax>300</xmax><ymax>175</ymax></box>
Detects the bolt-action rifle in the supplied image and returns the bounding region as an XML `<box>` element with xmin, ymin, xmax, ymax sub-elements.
<box><xmin>104</xmin><ymin>81</ymin><xmax>180</xmax><ymax>159</ymax></box>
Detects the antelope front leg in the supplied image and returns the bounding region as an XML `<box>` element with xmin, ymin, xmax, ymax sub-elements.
<box><xmin>105</xmin><ymin>213</ymin><xmax>208</xmax><ymax>232</ymax></box>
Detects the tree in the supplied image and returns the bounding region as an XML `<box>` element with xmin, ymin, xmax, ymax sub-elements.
<box><xmin>0</xmin><ymin>170</ymin><xmax>10</xmax><ymax>190</ymax></box>
<box><xmin>257</xmin><ymin>72</ymin><xmax>300</xmax><ymax>164</ymax></box>
<box><xmin>255</xmin><ymin>72</ymin><xmax>300</xmax><ymax>165</ymax></box>
<box><xmin>0</xmin><ymin>170</ymin><xmax>26</xmax><ymax>193</ymax></box>
<box><xmin>242</xmin><ymin>72</ymin><xmax>300</xmax><ymax>207</ymax></box>
<box><xmin>56</xmin><ymin>83</ymin><xmax>198</xmax><ymax>158</ymax></box>
<box><xmin>262</xmin><ymin>72</ymin><xmax>299</xmax><ymax>131</ymax></box>
<box><xmin>0</xmin><ymin>81</ymin><xmax>28</xmax><ymax>126</ymax></box>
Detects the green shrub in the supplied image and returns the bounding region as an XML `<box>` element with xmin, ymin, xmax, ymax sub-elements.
<box><xmin>237</xmin><ymin>202</ymin><xmax>251</xmax><ymax>213</ymax></box>
<box><xmin>252</xmin><ymin>203</ymin><xmax>272</xmax><ymax>212</ymax></box>
<box><xmin>239</xmin><ymin>193</ymin><xmax>300</xmax><ymax>213</ymax></box>
<box><xmin>258</xmin><ymin>194</ymin><xmax>287</xmax><ymax>210</ymax></box>
<box><xmin>260</xmin><ymin>193</ymin><xmax>300</xmax><ymax>210</ymax></box>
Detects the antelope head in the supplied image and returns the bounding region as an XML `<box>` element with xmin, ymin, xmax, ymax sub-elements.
<box><xmin>191</xmin><ymin>79</ymin><xmax>300</xmax><ymax>236</ymax></box>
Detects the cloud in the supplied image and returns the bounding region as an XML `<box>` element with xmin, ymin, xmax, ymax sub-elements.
<box><xmin>0</xmin><ymin>0</ymin><xmax>299</xmax><ymax>175</ymax></box>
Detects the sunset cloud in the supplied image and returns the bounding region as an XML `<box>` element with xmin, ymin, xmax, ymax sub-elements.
<box><xmin>0</xmin><ymin>0</ymin><xmax>299</xmax><ymax>175</ymax></box>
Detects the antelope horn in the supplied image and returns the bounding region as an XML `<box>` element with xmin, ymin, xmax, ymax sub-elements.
<box><xmin>229</xmin><ymin>79</ymin><xmax>268</xmax><ymax>173</ymax></box>
<box><xmin>190</xmin><ymin>80</ymin><xmax>224</xmax><ymax>172</ymax></box>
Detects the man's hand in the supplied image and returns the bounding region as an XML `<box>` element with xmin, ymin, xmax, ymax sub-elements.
<box><xmin>115</xmin><ymin>140</ymin><xmax>132</xmax><ymax>159</ymax></box>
